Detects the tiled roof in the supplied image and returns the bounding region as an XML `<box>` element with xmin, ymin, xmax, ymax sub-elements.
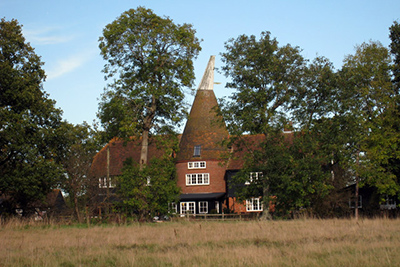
<box><xmin>176</xmin><ymin>89</ymin><xmax>229</xmax><ymax>161</ymax></box>
<box><xmin>227</xmin><ymin>131</ymin><xmax>294</xmax><ymax>170</ymax></box>
<box><xmin>177</xmin><ymin>56</ymin><xmax>229</xmax><ymax>161</ymax></box>
<box><xmin>227</xmin><ymin>134</ymin><xmax>265</xmax><ymax>170</ymax></box>
<box><xmin>90</xmin><ymin>136</ymin><xmax>177</xmax><ymax>178</ymax></box>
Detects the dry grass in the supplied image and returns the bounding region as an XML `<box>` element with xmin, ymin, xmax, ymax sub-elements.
<box><xmin>1</xmin><ymin>218</ymin><xmax>399</xmax><ymax>266</ymax></box>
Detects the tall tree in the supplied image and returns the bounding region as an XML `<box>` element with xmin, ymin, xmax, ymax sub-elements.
<box><xmin>339</xmin><ymin>41</ymin><xmax>397</xmax><ymax>219</ymax></box>
<box><xmin>57</xmin><ymin>122</ymin><xmax>101</xmax><ymax>222</ymax></box>
<box><xmin>98</xmin><ymin>7</ymin><xmax>201</xmax><ymax>168</ymax></box>
<box><xmin>390</xmin><ymin>21</ymin><xmax>400</xmax><ymax>91</ymax></box>
<box><xmin>221</xmin><ymin>31</ymin><xmax>305</xmax><ymax>134</ymax></box>
<box><xmin>291</xmin><ymin>57</ymin><xmax>352</xmax><ymax>216</ymax></box>
<box><xmin>0</xmin><ymin>19</ymin><xmax>64</xmax><ymax>215</ymax></box>
<box><xmin>221</xmin><ymin>32</ymin><xmax>307</xmax><ymax>218</ymax></box>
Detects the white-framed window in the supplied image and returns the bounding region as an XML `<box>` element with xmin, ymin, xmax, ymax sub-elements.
<box><xmin>349</xmin><ymin>195</ymin><xmax>362</xmax><ymax>209</ymax></box>
<box><xmin>169</xmin><ymin>203</ymin><xmax>178</xmax><ymax>214</ymax></box>
<box><xmin>99</xmin><ymin>177</ymin><xmax>116</xmax><ymax>188</ymax></box>
<box><xmin>194</xmin><ymin>145</ymin><xmax>201</xmax><ymax>157</ymax></box>
<box><xmin>380</xmin><ymin>195</ymin><xmax>397</xmax><ymax>210</ymax></box>
<box><xmin>188</xmin><ymin>161</ymin><xmax>206</xmax><ymax>169</ymax></box>
<box><xmin>186</xmin><ymin>173</ymin><xmax>210</xmax><ymax>185</ymax></box>
<box><xmin>245</xmin><ymin>172</ymin><xmax>263</xmax><ymax>185</ymax></box>
<box><xmin>246</xmin><ymin>197</ymin><xmax>263</xmax><ymax>212</ymax></box>
<box><xmin>181</xmin><ymin>202</ymin><xmax>195</xmax><ymax>214</ymax></box>
<box><xmin>199</xmin><ymin>201</ymin><xmax>208</xmax><ymax>214</ymax></box>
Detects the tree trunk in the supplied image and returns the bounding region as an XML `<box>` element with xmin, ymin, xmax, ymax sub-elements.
<box><xmin>355</xmin><ymin>150</ymin><xmax>360</xmax><ymax>221</ymax></box>
<box><xmin>260</xmin><ymin>182</ymin><xmax>272</xmax><ymax>220</ymax></box>
<box><xmin>139</xmin><ymin>95</ymin><xmax>156</xmax><ymax>170</ymax></box>
<box><xmin>74</xmin><ymin>194</ymin><xmax>81</xmax><ymax>223</ymax></box>
<box><xmin>140</xmin><ymin>128</ymin><xmax>149</xmax><ymax>170</ymax></box>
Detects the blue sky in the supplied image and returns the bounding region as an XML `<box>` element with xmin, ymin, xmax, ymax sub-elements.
<box><xmin>2</xmin><ymin>0</ymin><xmax>400</xmax><ymax>126</ymax></box>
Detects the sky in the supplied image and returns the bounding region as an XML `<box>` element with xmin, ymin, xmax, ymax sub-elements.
<box><xmin>2</xmin><ymin>0</ymin><xmax>400</xmax><ymax>126</ymax></box>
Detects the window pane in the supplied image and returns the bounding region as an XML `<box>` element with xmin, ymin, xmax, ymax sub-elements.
<box><xmin>253</xmin><ymin>199</ymin><xmax>258</xmax><ymax>210</ymax></box>
<box><xmin>199</xmin><ymin>201</ymin><xmax>208</xmax><ymax>213</ymax></box>
<box><xmin>188</xmin><ymin>202</ymin><xmax>195</xmax><ymax>213</ymax></box>
<box><xmin>204</xmin><ymin>173</ymin><xmax>209</xmax><ymax>184</ymax></box>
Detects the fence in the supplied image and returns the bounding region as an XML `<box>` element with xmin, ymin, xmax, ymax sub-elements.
<box><xmin>173</xmin><ymin>213</ymin><xmax>257</xmax><ymax>221</ymax></box>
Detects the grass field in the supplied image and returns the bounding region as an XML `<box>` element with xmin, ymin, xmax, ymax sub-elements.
<box><xmin>1</xmin><ymin>218</ymin><xmax>399</xmax><ymax>266</ymax></box>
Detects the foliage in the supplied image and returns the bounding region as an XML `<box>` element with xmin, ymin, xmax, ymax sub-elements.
<box><xmin>116</xmin><ymin>136</ymin><xmax>180</xmax><ymax>220</ymax></box>
<box><xmin>57</xmin><ymin>122</ymin><xmax>102</xmax><ymax>222</ymax></box>
<box><xmin>221</xmin><ymin>31</ymin><xmax>305</xmax><ymax>134</ymax></box>
<box><xmin>390</xmin><ymin>20</ymin><xmax>400</xmax><ymax>90</ymax></box>
<box><xmin>222</xmin><ymin>30</ymin><xmax>400</xmax><ymax>217</ymax></box>
<box><xmin>98</xmin><ymin>7</ymin><xmax>201</xmax><ymax>167</ymax></box>
<box><xmin>0</xmin><ymin>18</ymin><xmax>64</xmax><ymax>215</ymax></box>
<box><xmin>339</xmin><ymin>41</ymin><xmax>399</xmax><ymax>196</ymax></box>
<box><xmin>221</xmin><ymin>32</ymin><xmax>337</xmax><ymax>217</ymax></box>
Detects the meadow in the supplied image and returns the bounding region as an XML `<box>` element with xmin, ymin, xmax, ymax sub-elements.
<box><xmin>1</xmin><ymin>218</ymin><xmax>399</xmax><ymax>266</ymax></box>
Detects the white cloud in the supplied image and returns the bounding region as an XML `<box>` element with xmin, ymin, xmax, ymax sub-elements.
<box><xmin>46</xmin><ymin>50</ymin><xmax>96</xmax><ymax>80</ymax></box>
<box><xmin>23</xmin><ymin>27</ymin><xmax>76</xmax><ymax>45</ymax></box>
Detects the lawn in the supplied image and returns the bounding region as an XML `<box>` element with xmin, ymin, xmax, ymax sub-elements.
<box><xmin>1</xmin><ymin>218</ymin><xmax>399</xmax><ymax>266</ymax></box>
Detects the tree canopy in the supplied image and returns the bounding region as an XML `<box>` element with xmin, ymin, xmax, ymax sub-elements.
<box><xmin>57</xmin><ymin>122</ymin><xmax>101</xmax><ymax>222</ymax></box>
<box><xmin>221</xmin><ymin>31</ymin><xmax>305</xmax><ymax>134</ymax></box>
<box><xmin>0</xmin><ymin>18</ymin><xmax>64</xmax><ymax>214</ymax></box>
<box><xmin>98</xmin><ymin>7</ymin><xmax>201</xmax><ymax>167</ymax></box>
<box><xmin>221</xmin><ymin>26</ymin><xmax>400</xmax><ymax>218</ymax></box>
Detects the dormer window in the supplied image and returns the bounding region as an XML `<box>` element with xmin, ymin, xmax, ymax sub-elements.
<box><xmin>194</xmin><ymin>145</ymin><xmax>201</xmax><ymax>157</ymax></box>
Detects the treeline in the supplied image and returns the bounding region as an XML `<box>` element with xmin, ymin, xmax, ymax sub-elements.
<box><xmin>1</xmin><ymin>8</ymin><xmax>400</xmax><ymax>221</ymax></box>
<box><xmin>222</xmin><ymin>24</ymin><xmax>400</xmax><ymax>219</ymax></box>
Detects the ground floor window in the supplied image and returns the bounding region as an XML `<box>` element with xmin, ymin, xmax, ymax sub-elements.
<box><xmin>169</xmin><ymin>203</ymin><xmax>178</xmax><ymax>214</ymax></box>
<box><xmin>98</xmin><ymin>177</ymin><xmax>116</xmax><ymax>188</ymax></box>
<box><xmin>380</xmin><ymin>195</ymin><xmax>397</xmax><ymax>210</ymax></box>
<box><xmin>349</xmin><ymin>196</ymin><xmax>362</xmax><ymax>209</ymax></box>
<box><xmin>198</xmin><ymin>201</ymin><xmax>208</xmax><ymax>214</ymax></box>
<box><xmin>181</xmin><ymin>202</ymin><xmax>195</xmax><ymax>214</ymax></box>
<box><xmin>246</xmin><ymin>197</ymin><xmax>263</xmax><ymax>212</ymax></box>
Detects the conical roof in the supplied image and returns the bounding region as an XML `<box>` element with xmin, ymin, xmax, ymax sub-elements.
<box><xmin>177</xmin><ymin>56</ymin><xmax>229</xmax><ymax>161</ymax></box>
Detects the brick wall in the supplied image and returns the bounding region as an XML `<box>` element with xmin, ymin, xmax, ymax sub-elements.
<box><xmin>176</xmin><ymin>160</ymin><xmax>226</xmax><ymax>194</ymax></box>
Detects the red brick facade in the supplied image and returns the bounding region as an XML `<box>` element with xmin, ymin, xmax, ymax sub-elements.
<box><xmin>176</xmin><ymin>160</ymin><xmax>227</xmax><ymax>194</ymax></box>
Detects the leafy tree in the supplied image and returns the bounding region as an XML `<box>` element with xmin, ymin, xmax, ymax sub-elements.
<box><xmin>221</xmin><ymin>33</ymin><xmax>355</xmax><ymax>218</ymax></box>
<box><xmin>390</xmin><ymin>21</ymin><xmax>400</xmax><ymax>91</ymax></box>
<box><xmin>98</xmin><ymin>7</ymin><xmax>201</xmax><ymax>168</ymax></box>
<box><xmin>57</xmin><ymin>122</ymin><xmax>101</xmax><ymax>222</ymax></box>
<box><xmin>221</xmin><ymin>31</ymin><xmax>305</xmax><ymax>134</ymax></box>
<box><xmin>291</xmin><ymin>57</ymin><xmax>353</xmax><ymax>216</ymax></box>
<box><xmin>221</xmin><ymin>32</ymin><xmax>311</xmax><ymax>218</ymax></box>
<box><xmin>0</xmin><ymin>18</ymin><xmax>64</xmax><ymax>215</ymax></box>
<box><xmin>116</xmin><ymin>136</ymin><xmax>180</xmax><ymax>221</ymax></box>
<box><xmin>383</xmin><ymin>21</ymin><xmax>400</xmax><ymax>205</ymax></box>
<box><xmin>339</xmin><ymin>41</ymin><xmax>397</xmax><ymax>219</ymax></box>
